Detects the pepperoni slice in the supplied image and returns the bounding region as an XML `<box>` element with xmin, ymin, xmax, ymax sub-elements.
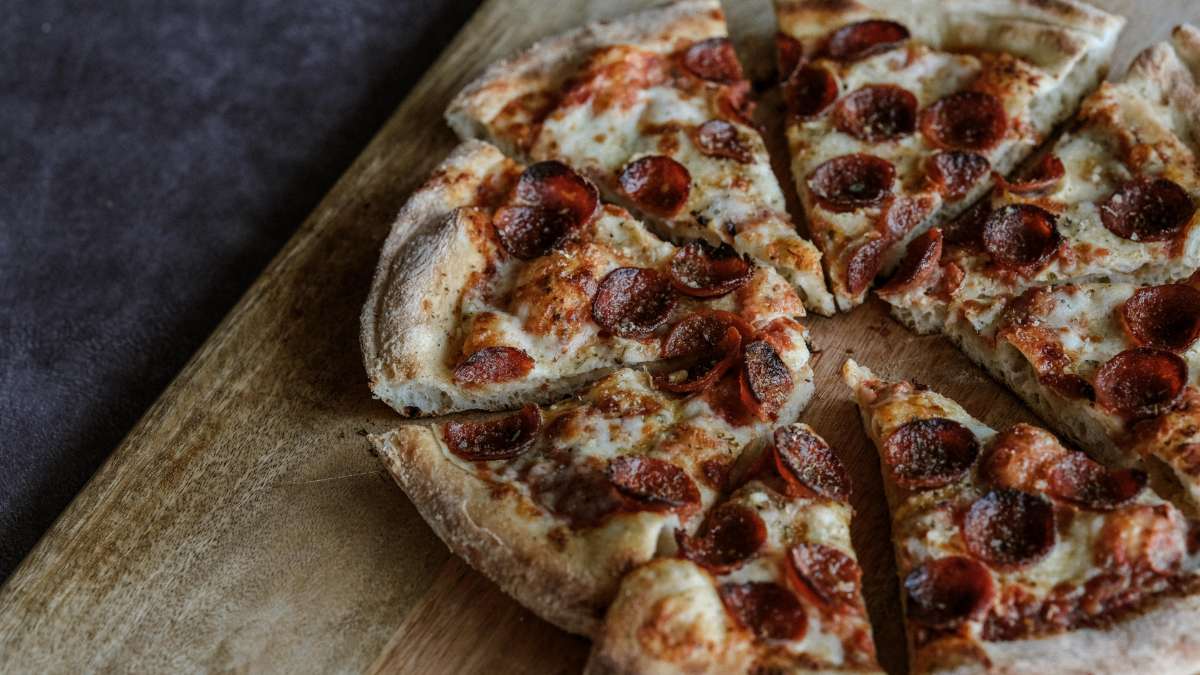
<box><xmin>443</xmin><ymin>405</ymin><xmax>542</xmax><ymax>462</ymax></box>
<box><xmin>718</xmin><ymin>80</ymin><xmax>756</xmax><ymax>126</ymax></box>
<box><xmin>515</xmin><ymin>160</ymin><xmax>598</xmax><ymax>220</ymax></box>
<box><xmin>1121</xmin><ymin>284</ymin><xmax>1200</xmax><ymax>352</ymax></box>
<box><xmin>928</xmin><ymin>152</ymin><xmax>990</xmax><ymax>201</ymax></box>
<box><xmin>943</xmin><ymin>199</ymin><xmax>990</xmax><ymax>249</ymax></box>
<box><xmin>677</xmin><ymin>503</ymin><xmax>767</xmax><ymax>573</ymax></box>
<box><xmin>920</xmin><ymin>91</ymin><xmax>1007</xmax><ymax>152</ymax></box>
<box><xmin>808</xmin><ymin>154</ymin><xmax>895</xmax><ymax>212</ymax></box>
<box><xmin>669</xmin><ymin>241</ymin><xmax>754</xmax><ymax>297</ymax></box>
<box><xmin>787</xmin><ymin>543</ymin><xmax>862</xmax><ymax>611</ymax></box>
<box><xmin>784</xmin><ymin>65</ymin><xmax>838</xmax><ymax>119</ymax></box>
<box><xmin>606</xmin><ymin>456</ymin><xmax>700</xmax><ymax>514</ymax></box>
<box><xmin>740</xmin><ymin>340</ymin><xmax>794</xmax><ymax>421</ymax></box>
<box><xmin>618</xmin><ymin>155</ymin><xmax>692</xmax><ymax>218</ymax></box>
<box><xmin>1047</xmin><ymin>453</ymin><xmax>1146</xmax><ymax>511</ymax></box>
<box><xmin>773</xmin><ymin>425</ymin><xmax>851</xmax><ymax>501</ymax></box>
<box><xmin>833</xmin><ymin>85</ymin><xmax>917</xmax><ymax>142</ymax></box>
<box><xmin>719</xmin><ymin>582</ymin><xmax>808</xmax><ymax>641</ymax></box>
<box><xmin>825</xmin><ymin>20</ymin><xmax>910</xmax><ymax>61</ymax></box>
<box><xmin>694</xmin><ymin>120</ymin><xmax>753</xmax><ymax>163</ymax></box>
<box><xmin>845</xmin><ymin>237</ymin><xmax>888</xmax><ymax>296</ymax></box>
<box><xmin>591</xmin><ymin>267</ymin><xmax>677</xmax><ymax>338</ymax></box>
<box><xmin>776</xmin><ymin>32</ymin><xmax>804</xmax><ymax>81</ymax></box>
<box><xmin>962</xmin><ymin>489</ymin><xmax>1056</xmax><ymax>569</ymax></box>
<box><xmin>1094</xmin><ymin>347</ymin><xmax>1187</xmax><ymax>421</ymax></box>
<box><xmin>1100</xmin><ymin>177</ymin><xmax>1195</xmax><ymax>242</ymax></box>
<box><xmin>453</xmin><ymin>346</ymin><xmax>535</xmax><ymax>385</ymax></box>
<box><xmin>683</xmin><ymin>37</ymin><xmax>744</xmax><ymax>84</ymax></box>
<box><xmin>904</xmin><ymin>556</ymin><xmax>995</xmax><ymax>629</ymax></box>
<box><xmin>655</xmin><ymin>312</ymin><xmax>744</xmax><ymax>392</ymax></box>
<box><xmin>882</xmin><ymin>418</ymin><xmax>979</xmax><ymax>490</ymax></box>
<box><xmin>981</xmin><ymin>204</ymin><xmax>1060</xmax><ymax>270</ymax></box>
<box><xmin>878</xmin><ymin>228</ymin><xmax>943</xmax><ymax>296</ymax></box>
<box><xmin>996</xmin><ymin>155</ymin><xmax>1065</xmax><ymax>195</ymax></box>
<box><xmin>494</xmin><ymin>161</ymin><xmax>599</xmax><ymax>259</ymax></box>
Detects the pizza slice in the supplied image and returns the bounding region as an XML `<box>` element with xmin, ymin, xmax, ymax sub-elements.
<box><xmin>881</xmin><ymin>26</ymin><xmax>1200</xmax><ymax>334</ymax></box>
<box><xmin>775</xmin><ymin>0</ymin><xmax>1124</xmax><ymax>309</ymax></box>
<box><xmin>445</xmin><ymin>0</ymin><xmax>836</xmax><ymax>315</ymax></box>
<box><xmin>587</xmin><ymin>424</ymin><xmax>880</xmax><ymax>674</ymax></box>
<box><xmin>370</xmin><ymin>323</ymin><xmax>814</xmax><ymax>636</ymax></box>
<box><xmin>843</xmin><ymin>359</ymin><xmax>1200</xmax><ymax>674</ymax></box>
<box><xmin>362</xmin><ymin>140</ymin><xmax>807</xmax><ymax>417</ymax></box>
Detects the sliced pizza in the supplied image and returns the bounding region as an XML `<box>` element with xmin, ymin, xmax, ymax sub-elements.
<box><xmin>843</xmin><ymin>359</ymin><xmax>1200</xmax><ymax>674</ymax></box>
<box><xmin>775</xmin><ymin>0</ymin><xmax>1124</xmax><ymax>309</ymax></box>
<box><xmin>881</xmin><ymin>26</ymin><xmax>1200</xmax><ymax>333</ymax></box>
<box><xmin>445</xmin><ymin>0</ymin><xmax>836</xmax><ymax>315</ymax></box>
<box><xmin>587</xmin><ymin>424</ymin><xmax>880</xmax><ymax>674</ymax></box>
<box><xmin>370</xmin><ymin>322</ymin><xmax>814</xmax><ymax>636</ymax></box>
<box><xmin>362</xmin><ymin>140</ymin><xmax>807</xmax><ymax>417</ymax></box>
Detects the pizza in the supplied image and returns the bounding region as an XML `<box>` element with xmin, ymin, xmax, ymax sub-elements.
<box><xmin>775</xmin><ymin>0</ymin><xmax>1124</xmax><ymax>309</ymax></box>
<box><xmin>445</xmin><ymin>0</ymin><xmax>837</xmax><ymax>315</ymax></box>
<box><xmin>843</xmin><ymin>359</ymin><xmax>1200</xmax><ymax>674</ymax></box>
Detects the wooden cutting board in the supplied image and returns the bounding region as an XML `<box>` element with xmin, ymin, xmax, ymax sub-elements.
<box><xmin>0</xmin><ymin>1</ymin><xmax>1195</xmax><ymax>673</ymax></box>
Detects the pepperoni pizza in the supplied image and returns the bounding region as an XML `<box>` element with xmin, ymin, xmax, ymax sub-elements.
<box><xmin>844</xmin><ymin>360</ymin><xmax>1200</xmax><ymax>674</ymax></box>
<box><xmin>775</xmin><ymin>0</ymin><xmax>1124</xmax><ymax>309</ymax></box>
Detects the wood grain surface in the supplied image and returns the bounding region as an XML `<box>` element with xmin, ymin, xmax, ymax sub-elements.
<box><xmin>0</xmin><ymin>1</ymin><xmax>1196</xmax><ymax>673</ymax></box>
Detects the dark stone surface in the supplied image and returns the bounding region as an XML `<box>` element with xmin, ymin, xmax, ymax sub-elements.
<box><xmin>0</xmin><ymin>0</ymin><xmax>481</xmax><ymax>581</ymax></box>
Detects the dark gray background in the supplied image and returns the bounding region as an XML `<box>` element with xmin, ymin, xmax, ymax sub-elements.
<box><xmin>0</xmin><ymin>0</ymin><xmax>481</xmax><ymax>581</ymax></box>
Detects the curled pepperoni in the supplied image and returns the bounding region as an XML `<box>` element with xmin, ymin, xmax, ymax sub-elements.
<box><xmin>719</xmin><ymin>582</ymin><xmax>808</xmax><ymax>641</ymax></box>
<box><xmin>1094</xmin><ymin>347</ymin><xmax>1187</xmax><ymax>421</ymax></box>
<box><xmin>845</xmin><ymin>237</ymin><xmax>888</xmax><ymax>296</ymax></box>
<box><xmin>776</xmin><ymin>32</ymin><xmax>804</xmax><ymax>81</ymax></box>
<box><xmin>808</xmin><ymin>154</ymin><xmax>895</xmax><ymax>212</ymax></box>
<box><xmin>773</xmin><ymin>425</ymin><xmax>851</xmax><ymax>501</ymax></box>
<box><xmin>618</xmin><ymin>156</ymin><xmax>692</xmax><ymax>217</ymax></box>
<box><xmin>787</xmin><ymin>543</ymin><xmax>862</xmax><ymax>611</ymax></box>
<box><xmin>928</xmin><ymin>152</ymin><xmax>990</xmax><ymax>201</ymax></box>
<box><xmin>784</xmin><ymin>65</ymin><xmax>838</xmax><ymax>119</ymax></box>
<box><xmin>655</xmin><ymin>312</ymin><xmax>745</xmax><ymax>392</ymax></box>
<box><xmin>669</xmin><ymin>241</ymin><xmax>754</xmax><ymax>297</ymax></box>
<box><xmin>981</xmin><ymin>204</ymin><xmax>1060</xmax><ymax>270</ymax></box>
<box><xmin>494</xmin><ymin>161</ymin><xmax>599</xmax><ymax>259</ymax></box>
<box><xmin>996</xmin><ymin>155</ymin><xmax>1064</xmax><ymax>195</ymax></box>
<box><xmin>683</xmin><ymin>37</ymin><xmax>744</xmax><ymax>84</ymax></box>
<box><xmin>904</xmin><ymin>556</ymin><xmax>995</xmax><ymax>629</ymax></box>
<box><xmin>883</xmin><ymin>418</ymin><xmax>979</xmax><ymax>490</ymax></box>
<box><xmin>1100</xmin><ymin>177</ymin><xmax>1195</xmax><ymax>242</ymax></box>
<box><xmin>591</xmin><ymin>267</ymin><xmax>677</xmax><ymax>338</ymax></box>
<box><xmin>740</xmin><ymin>340</ymin><xmax>794</xmax><ymax>420</ymax></box>
<box><xmin>606</xmin><ymin>456</ymin><xmax>700</xmax><ymax>513</ymax></box>
<box><xmin>453</xmin><ymin>346</ymin><xmax>535</xmax><ymax>385</ymax></box>
<box><xmin>1122</xmin><ymin>284</ymin><xmax>1200</xmax><ymax>352</ymax></box>
<box><xmin>825</xmin><ymin>20</ymin><xmax>910</xmax><ymax>61</ymax></box>
<box><xmin>833</xmin><ymin>85</ymin><xmax>917</xmax><ymax>142</ymax></box>
<box><xmin>695</xmin><ymin>120</ymin><xmax>752</xmax><ymax>163</ymax></box>
<box><xmin>677</xmin><ymin>503</ymin><xmax>767</xmax><ymax>573</ymax></box>
<box><xmin>443</xmin><ymin>405</ymin><xmax>542</xmax><ymax>462</ymax></box>
<box><xmin>920</xmin><ymin>91</ymin><xmax>1007</xmax><ymax>152</ymax></box>
<box><xmin>1048</xmin><ymin>453</ymin><xmax>1146</xmax><ymax>511</ymax></box>
<box><xmin>878</xmin><ymin>228</ymin><xmax>943</xmax><ymax>296</ymax></box>
<box><xmin>962</xmin><ymin>489</ymin><xmax>1056</xmax><ymax>569</ymax></box>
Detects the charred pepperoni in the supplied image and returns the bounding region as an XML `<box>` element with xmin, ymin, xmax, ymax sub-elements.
<box><xmin>981</xmin><ymin>204</ymin><xmax>1060</xmax><ymax>270</ymax></box>
<box><xmin>928</xmin><ymin>152</ymin><xmax>990</xmax><ymax>201</ymax></box>
<box><xmin>808</xmin><ymin>154</ymin><xmax>895</xmax><ymax>212</ymax></box>
<box><xmin>677</xmin><ymin>503</ymin><xmax>767</xmax><ymax>572</ymax></box>
<box><xmin>1100</xmin><ymin>177</ymin><xmax>1195</xmax><ymax>242</ymax></box>
<box><xmin>606</xmin><ymin>456</ymin><xmax>700</xmax><ymax>513</ymax></box>
<box><xmin>773</xmin><ymin>425</ymin><xmax>851</xmax><ymax>501</ymax></box>
<box><xmin>878</xmin><ymin>228</ymin><xmax>943</xmax><ymax>296</ymax></box>
<box><xmin>1094</xmin><ymin>347</ymin><xmax>1187</xmax><ymax>421</ymax></box>
<box><xmin>904</xmin><ymin>556</ymin><xmax>995</xmax><ymax>629</ymax></box>
<box><xmin>619</xmin><ymin>155</ymin><xmax>692</xmax><ymax>217</ymax></box>
<box><xmin>494</xmin><ymin>161</ymin><xmax>599</xmax><ymax>259</ymax></box>
<box><xmin>655</xmin><ymin>311</ymin><xmax>745</xmax><ymax>392</ymax></box>
<box><xmin>740</xmin><ymin>340</ymin><xmax>794</xmax><ymax>420</ymax></box>
<box><xmin>443</xmin><ymin>405</ymin><xmax>542</xmax><ymax>462</ymax></box>
<box><xmin>1048</xmin><ymin>453</ymin><xmax>1146</xmax><ymax>511</ymax></box>
<box><xmin>962</xmin><ymin>488</ymin><xmax>1056</xmax><ymax>569</ymax></box>
<box><xmin>825</xmin><ymin>20</ymin><xmax>910</xmax><ymax>61</ymax></box>
<box><xmin>694</xmin><ymin>120</ymin><xmax>753</xmax><ymax>163</ymax></box>
<box><xmin>669</xmin><ymin>241</ymin><xmax>754</xmax><ymax>297</ymax></box>
<box><xmin>920</xmin><ymin>91</ymin><xmax>1007</xmax><ymax>152</ymax></box>
<box><xmin>1122</xmin><ymin>284</ymin><xmax>1200</xmax><ymax>352</ymax></box>
<box><xmin>719</xmin><ymin>582</ymin><xmax>808</xmax><ymax>641</ymax></box>
<box><xmin>996</xmin><ymin>154</ymin><xmax>1065</xmax><ymax>195</ymax></box>
<box><xmin>591</xmin><ymin>267</ymin><xmax>677</xmax><ymax>338</ymax></box>
<box><xmin>784</xmin><ymin>65</ymin><xmax>839</xmax><ymax>119</ymax></box>
<box><xmin>845</xmin><ymin>237</ymin><xmax>889</xmax><ymax>296</ymax></box>
<box><xmin>787</xmin><ymin>543</ymin><xmax>863</xmax><ymax>612</ymax></box>
<box><xmin>882</xmin><ymin>418</ymin><xmax>979</xmax><ymax>490</ymax></box>
<box><xmin>833</xmin><ymin>85</ymin><xmax>917</xmax><ymax>142</ymax></box>
<box><xmin>943</xmin><ymin>199</ymin><xmax>991</xmax><ymax>249</ymax></box>
<box><xmin>683</xmin><ymin>37</ymin><xmax>744</xmax><ymax>83</ymax></box>
<box><xmin>453</xmin><ymin>346</ymin><xmax>535</xmax><ymax>385</ymax></box>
